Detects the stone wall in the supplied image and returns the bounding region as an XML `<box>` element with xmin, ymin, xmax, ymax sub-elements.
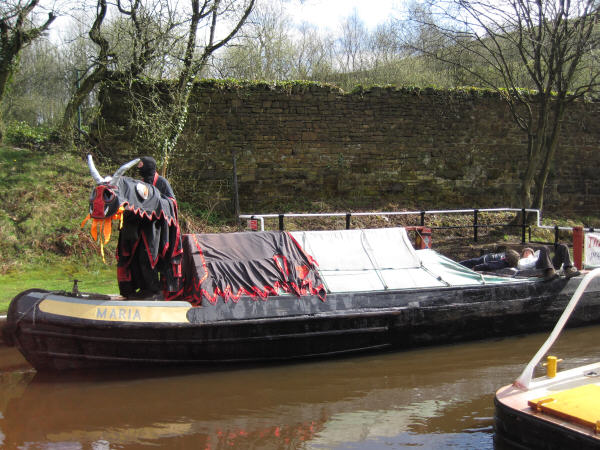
<box><xmin>97</xmin><ymin>81</ymin><xmax>600</xmax><ymax>216</ymax></box>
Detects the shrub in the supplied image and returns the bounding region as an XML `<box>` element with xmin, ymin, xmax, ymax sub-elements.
<box><xmin>4</xmin><ymin>121</ymin><xmax>52</xmax><ymax>148</ymax></box>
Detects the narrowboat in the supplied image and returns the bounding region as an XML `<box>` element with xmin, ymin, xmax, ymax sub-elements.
<box><xmin>4</xmin><ymin>227</ymin><xmax>600</xmax><ymax>372</ymax></box>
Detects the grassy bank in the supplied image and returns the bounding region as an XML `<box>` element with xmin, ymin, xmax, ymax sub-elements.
<box><xmin>0</xmin><ymin>263</ymin><xmax>117</xmax><ymax>312</ymax></box>
<box><xmin>0</xmin><ymin>146</ymin><xmax>122</xmax><ymax>312</ymax></box>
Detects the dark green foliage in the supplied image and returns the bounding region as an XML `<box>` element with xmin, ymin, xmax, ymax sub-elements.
<box><xmin>4</xmin><ymin>121</ymin><xmax>52</xmax><ymax>148</ymax></box>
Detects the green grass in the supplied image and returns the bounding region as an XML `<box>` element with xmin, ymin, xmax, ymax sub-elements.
<box><xmin>0</xmin><ymin>145</ymin><xmax>94</xmax><ymax>264</ymax></box>
<box><xmin>0</xmin><ymin>262</ymin><xmax>118</xmax><ymax>313</ymax></box>
<box><xmin>0</xmin><ymin>144</ymin><xmax>121</xmax><ymax>313</ymax></box>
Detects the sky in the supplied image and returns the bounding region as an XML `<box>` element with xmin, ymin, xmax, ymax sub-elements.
<box><xmin>283</xmin><ymin>0</ymin><xmax>401</xmax><ymax>31</ymax></box>
<box><xmin>43</xmin><ymin>0</ymin><xmax>403</xmax><ymax>43</ymax></box>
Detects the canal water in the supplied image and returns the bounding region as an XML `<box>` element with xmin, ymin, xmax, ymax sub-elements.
<box><xmin>1</xmin><ymin>325</ymin><xmax>600</xmax><ymax>449</ymax></box>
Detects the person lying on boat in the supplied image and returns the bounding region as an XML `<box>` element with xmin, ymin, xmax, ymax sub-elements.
<box><xmin>117</xmin><ymin>156</ymin><xmax>181</xmax><ymax>300</ymax></box>
<box><xmin>459</xmin><ymin>249</ymin><xmax>520</xmax><ymax>272</ymax></box>
<box><xmin>517</xmin><ymin>244</ymin><xmax>580</xmax><ymax>281</ymax></box>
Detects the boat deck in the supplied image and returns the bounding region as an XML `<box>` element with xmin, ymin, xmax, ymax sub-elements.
<box><xmin>495</xmin><ymin>361</ymin><xmax>600</xmax><ymax>446</ymax></box>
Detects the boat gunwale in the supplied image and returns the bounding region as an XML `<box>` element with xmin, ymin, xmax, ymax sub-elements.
<box><xmin>6</xmin><ymin>275</ymin><xmax>589</xmax><ymax>330</ymax></box>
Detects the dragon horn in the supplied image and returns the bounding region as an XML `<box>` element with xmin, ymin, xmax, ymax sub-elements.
<box><xmin>87</xmin><ymin>154</ymin><xmax>105</xmax><ymax>185</ymax></box>
<box><xmin>112</xmin><ymin>158</ymin><xmax>141</xmax><ymax>181</ymax></box>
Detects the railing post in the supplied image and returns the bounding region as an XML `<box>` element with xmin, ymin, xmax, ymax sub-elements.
<box><xmin>248</xmin><ymin>215</ymin><xmax>258</xmax><ymax>231</ymax></box>
<box><xmin>346</xmin><ymin>213</ymin><xmax>351</xmax><ymax>229</ymax></box>
<box><xmin>573</xmin><ymin>226</ymin><xmax>584</xmax><ymax>270</ymax></box>
<box><xmin>232</xmin><ymin>149</ymin><xmax>240</xmax><ymax>225</ymax></box>
<box><xmin>473</xmin><ymin>209</ymin><xmax>479</xmax><ymax>243</ymax></box>
<box><xmin>521</xmin><ymin>208</ymin><xmax>527</xmax><ymax>244</ymax></box>
<box><xmin>420</xmin><ymin>211</ymin><xmax>426</xmax><ymax>227</ymax></box>
<box><xmin>279</xmin><ymin>214</ymin><xmax>284</xmax><ymax>231</ymax></box>
<box><xmin>554</xmin><ymin>226</ymin><xmax>559</xmax><ymax>245</ymax></box>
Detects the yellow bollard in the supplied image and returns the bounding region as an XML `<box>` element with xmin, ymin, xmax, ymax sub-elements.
<box><xmin>543</xmin><ymin>356</ymin><xmax>563</xmax><ymax>378</ymax></box>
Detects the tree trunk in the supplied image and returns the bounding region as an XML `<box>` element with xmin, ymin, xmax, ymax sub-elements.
<box><xmin>58</xmin><ymin>67</ymin><xmax>107</xmax><ymax>147</ymax></box>
<box><xmin>520</xmin><ymin>96</ymin><xmax>556</xmax><ymax>209</ymax></box>
<box><xmin>0</xmin><ymin>65</ymin><xmax>11</xmax><ymax>103</ymax></box>
<box><xmin>57</xmin><ymin>0</ymin><xmax>108</xmax><ymax>148</ymax></box>
<box><xmin>0</xmin><ymin>3</ymin><xmax>56</xmax><ymax>143</ymax></box>
<box><xmin>0</xmin><ymin>49</ymin><xmax>17</xmax><ymax>143</ymax></box>
<box><xmin>157</xmin><ymin>0</ymin><xmax>202</xmax><ymax>172</ymax></box>
<box><xmin>519</xmin><ymin>132</ymin><xmax>543</xmax><ymax>209</ymax></box>
<box><xmin>157</xmin><ymin>0</ymin><xmax>255</xmax><ymax>172</ymax></box>
<box><xmin>532</xmin><ymin>103</ymin><xmax>566</xmax><ymax>211</ymax></box>
<box><xmin>0</xmin><ymin>108</ymin><xmax>4</xmax><ymax>142</ymax></box>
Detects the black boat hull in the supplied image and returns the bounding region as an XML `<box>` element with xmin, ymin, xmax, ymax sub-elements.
<box><xmin>5</xmin><ymin>276</ymin><xmax>600</xmax><ymax>371</ymax></box>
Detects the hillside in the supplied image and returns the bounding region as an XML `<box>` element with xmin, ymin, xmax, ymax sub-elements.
<box><xmin>0</xmin><ymin>146</ymin><xmax>119</xmax><ymax>310</ymax></box>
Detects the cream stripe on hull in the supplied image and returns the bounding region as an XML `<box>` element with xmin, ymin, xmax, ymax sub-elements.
<box><xmin>39</xmin><ymin>297</ymin><xmax>191</xmax><ymax>323</ymax></box>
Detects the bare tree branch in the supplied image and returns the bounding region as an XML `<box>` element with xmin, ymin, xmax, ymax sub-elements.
<box><xmin>405</xmin><ymin>0</ymin><xmax>600</xmax><ymax>210</ymax></box>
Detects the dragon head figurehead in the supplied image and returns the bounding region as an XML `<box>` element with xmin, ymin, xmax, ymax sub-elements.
<box><xmin>81</xmin><ymin>155</ymin><xmax>180</xmax><ymax>263</ymax></box>
<box><xmin>81</xmin><ymin>155</ymin><xmax>140</xmax><ymax>260</ymax></box>
<box><xmin>87</xmin><ymin>155</ymin><xmax>140</xmax><ymax>219</ymax></box>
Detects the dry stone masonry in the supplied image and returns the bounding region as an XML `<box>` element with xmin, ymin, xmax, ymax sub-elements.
<box><xmin>97</xmin><ymin>81</ymin><xmax>600</xmax><ymax>216</ymax></box>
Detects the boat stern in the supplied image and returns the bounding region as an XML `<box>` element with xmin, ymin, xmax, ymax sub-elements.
<box><xmin>494</xmin><ymin>362</ymin><xmax>600</xmax><ymax>449</ymax></box>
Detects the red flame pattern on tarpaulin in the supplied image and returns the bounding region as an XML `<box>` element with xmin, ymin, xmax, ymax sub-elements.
<box><xmin>176</xmin><ymin>231</ymin><xmax>326</xmax><ymax>305</ymax></box>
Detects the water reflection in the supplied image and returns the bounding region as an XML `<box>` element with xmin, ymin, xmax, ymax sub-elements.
<box><xmin>1</xmin><ymin>325</ymin><xmax>600</xmax><ymax>449</ymax></box>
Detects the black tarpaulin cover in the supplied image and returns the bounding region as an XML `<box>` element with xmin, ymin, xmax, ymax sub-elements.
<box><xmin>176</xmin><ymin>231</ymin><xmax>326</xmax><ymax>305</ymax></box>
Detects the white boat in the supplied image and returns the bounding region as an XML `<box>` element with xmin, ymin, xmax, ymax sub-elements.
<box><xmin>494</xmin><ymin>268</ymin><xmax>600</xmax><ymax>449</ymax></box>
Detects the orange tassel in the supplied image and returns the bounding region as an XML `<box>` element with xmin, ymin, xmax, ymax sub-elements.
<box><xmin>115</xmin><ymin>206</ymin><xmax>125</xmax><ymax>229</ymax></box>
<box><xmin>80</xmin><ymin>214</ymin><xmax>91</xmax><ymax>228</ymax></box>
<box><xmin>91</xmin><ymin>219</ymin><xmax>98</xmax><ymax>241</ymax></box>
<box><xmin>100</xmin><ymin>240</ymin><xmax>106</xmax><ymax>263</ymax></box>
<box><xmin>103</xmin><ymin>218</ymin><xmax>112</xmax><ymax>245</ymax></box>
